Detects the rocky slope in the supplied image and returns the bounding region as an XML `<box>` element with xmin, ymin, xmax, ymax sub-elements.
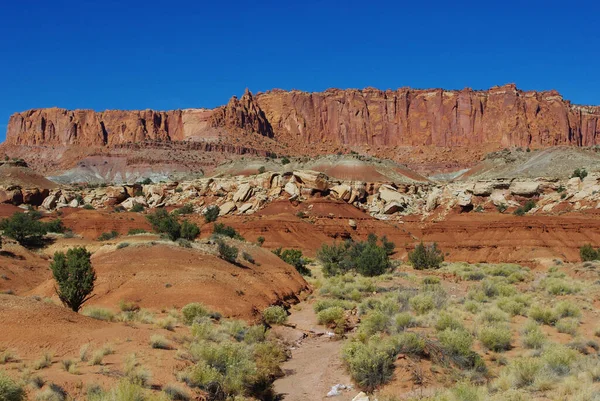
<box><xmin>4</xmin><ymin>85</ymin><xmax>599</xmax><ymax>173</ymax></box>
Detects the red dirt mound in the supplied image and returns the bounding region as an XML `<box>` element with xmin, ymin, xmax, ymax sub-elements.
<box><xmin>30</xmin><ymin>241</ymin><xmax>308</xmax><ymax>320</ymax></box>
<box><xmin>59</xmin><ymin>208</ymin><xmax>152</xmax><ymax>240</ymax></box>
<box><xmin>0</xmin><ymin>241</ymin><xmax>51</xmax><ymax>294</ymax></box>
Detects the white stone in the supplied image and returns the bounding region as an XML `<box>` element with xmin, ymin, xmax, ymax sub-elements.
<box><xmin>233</xmin><ymin>183</ymin><xmax>253</xmax><ymax>203</ymax></box>
<box><xmin>219</xmin><ymin>201</ymin><xmax>237</xmax><ymax>216</ymax></box>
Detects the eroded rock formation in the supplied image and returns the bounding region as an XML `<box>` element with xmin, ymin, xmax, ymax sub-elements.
<box><xmin>5</xmin><ymin>84</ymin><xmax>600</xmax><ymax>150</ymax></box>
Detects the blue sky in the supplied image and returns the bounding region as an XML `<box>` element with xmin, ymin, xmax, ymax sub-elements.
<box><xmin>1</xmin><ymin>0</ymin><xmax>599</xmax><ymax>142</ymax></box>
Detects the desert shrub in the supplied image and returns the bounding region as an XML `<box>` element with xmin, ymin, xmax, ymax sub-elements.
<box><xmin>44</xmin><ymin>219</ymin><xmax>65</xmax><ymax>233</ymax></box>
<box><xmin>410</xmin><ymin>293</ymin><xmax>435</xmax><ymax>315</ymax></box>
<box><xmin>146</xmin><ymin>209</ymin><xmax>181</xmax><ymax>240</ymax></box>
<box><xmin>496</xmin><ymin>203</ymin><xmax>508</xmax><ymax>213</ymax></box>
<box><xmin>181</xmin><ymin>303</ymin><xmax>212</xmax><ymax>325</ymax></box>
<box><xmin>127</xmin><ymin>228</ymin><xmax>147</xmax><ymax>235</ymax></box>
<box><xmin>358</xmin><ymin>310</ymin><xmax>390</xmax><ymax>336</ymax></box>
<box><xmin>521</xmin><ymin>322</ymin><xmax>546</xmax><ymax>349</ymax></box>
<box><xmin>540</xmin><ymin>277</ymin><xmax>580</xmax><ymax>295</ymax></box>
<box><xmin>555</xmin><ymin>318</ymin><xmax>579</xmax><ymax>336</ymax></box>
<box><xmin>496</xmin><ymin>295</ymin><xmax>529</xmax><ymax>316</ymax></box>
<box><xmin>313</xmin><ymin>299</ymin><xmax>356</xmax><ymax>313</ymax></box>
<box><xmin>542</xmin><ymin>345</ymin><xmax>579</xmax><ymax>375</ymax></box>
<box><xmin>408</xmin><ymin>242</ymin><xmax>444</xmax><ymax>270</ymax></box>
<box><xmin>51</xmin><ymin>247</ymin><xmax>96</xmax><ymax>312</ymax></box>
<box><xmin>554</xmin><ymin>301</ymin><xmax>581</xmax><ymax>319</ymax></box>
<box><xmin>180</xmin><ymin>220</ymin><xmax>200</xmax><ymax>240</ymax></box>
<box><xmin>118</xmin><ymin>300</ymin><xmax>140</xmax><ymax>312</ymax></box>
<box><xmin>33</xmin><ymin>353</ymin><xmax>53</xmax><ymax>370</ymax></box>
<box><xmin>82</xmin><ymin>307</ymin><xmax>114</xmax><ymax>321</ymax></box>
<box><xmin>35</xmin><ymin>384</ymin><xmax>67</xmax><ymax>401</ymax></box>
<box><xmin>435</xmin><ymin>312</ymin><xmax>464</xmax><ymax>332</ymax></box>
<box><xmin>203</xmin><ymin>206</ymin><xmax>220</xmax><ymax>223</ymax></box>
<box><xmin>262</xmin><ymin>306</ymin><xmax>287</xmax><ymax>325</ymax></box>
<box><xmin>256</xmin><ymin>236</ymin><xmax>265</xmax><ymax>246</ymax></box>
<box><xmin>150</xmin><ymin>335</ymin><xmax>170</xmax><ymax>349</ymax></box>
<box><xmin>513</xmin><ymin>200</ymin><xmax>536</xmax><ymax>216</ymax></box>
<box><xmin>0</xmin><ymin>212</ymin><xmax>48</xmax><ymax>247</ymax></box>
<box><xmin>272</xmin><ymin>248</ymin><xmax>310</xmax><ymax>276</ymax></box>
<box><xmin>319</xmin><ymin>274</ymin><xmax>376</xmax><ymax>301</ymax></box>
<box><xmin>478</xmin><ymin>307</ymin><xmax>509</xmax><ymax>324</ymax></box>
<box><xmin>0</xmin><ymin>370</ymin><xmax>26</xmax><ymax>401</ymax></box>
<box><xmin>163</xmin><ymin>384</ymin><xmax>190</xmax><ymax>401</ymax></box>
<box><xmin>157</xmin><ymin>317</ymin><xmax>177</xmax><ymax>331</ymax></box>
<box><xmin>502</xmin><ymin>357</ymin><xmax>543</xmax><ymax>389</ymax></box>
<box><xmin>317</xmin><ymin>235</ymin><xmax>392</xmax><ymax>277</ymax></box>
<box><xmin>130</xmin><ymin>203</ymin><xmax>145</xmax><ymax>213</ymax></box>
<box><xmin>342</xmin><ymin>340</ymin><xmax>395</xmax><ymax>392</ymax></box>
<box><xmin>83</xmin><ymin>204</ymin><xmax>94</xmax><ymax>210</ymax></box>
<box><xmin>98</xmin><ymin>230</ymin><xmax>118</xmax><ymax>241</ymax></box>
<box><xmin>528</xmin><ymin>304</ymin><xmax>558</xmax><ymax>325</ymax></box>
<box><xmin>438</xmin><ymin>328</ymin><xmax>474</xmax><ymax>359</ymax></box>
<box><xmin>217</xmin><ymin>240</ymin><xmax>238</xmax><ymax>263</ymax></box>
<box><xmin>478</xmin><ymin>324</ymin><xmax>512</xmax><ymax>351</ymax></box>
<box><xmin>242</xmin><ymin>251</ymin><xmax>255</xmax><ymax>264</ymax></box>
<box><xmin>580</xmin><ymin>243</ymin><xmax>600</xmax><ymax>261</ymax></box>
<box><xmin>213</xmin><ymin>223</ymin><xmax>244</xmax><ymax>240</ymax></box>
<box><xmin>572</xmin><ymin>168</ymin><xmax>588</xmax><ymax>180</ymax></box>
<box><xmin>317</xmin><ymin>307</ymin><xmax>345</xmax><ymax>326</ymax></box>
<box><xmin>281</xmin><ymin>156</ymin><xmax>290</xmax><ymax>165</ymax></box>
<box><xmin>393</xmin><ymin>312</ymin><xmax>415</xmax><ymax>332</ymax></box>
<box><xmin>175</xmin><ymin>203</ymin><xmax>194</xmax><ymax>215</ymax></box>
<box><xmin>257</xmin><ymin>166</ymin><xmax>266</xmax><ymax>174</ymax></box>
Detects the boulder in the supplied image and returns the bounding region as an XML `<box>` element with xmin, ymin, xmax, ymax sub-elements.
<box><xmin>0</xmin><ymin>188</ymin><xmax>23</xmax><ymax>205</ymax></box>
<box><xmin>41</xmin><ymin>192</ymin><xmax>61</xmax><ymax>209</ymax></box>
<box><xmin>219</xmin><ymin>201</ymin><xmax>237</xmax><ymax>216</ymax></box>
<box><xmin>293</xmin><ymin>170</ymin><xmax>329</xmax><ymax>191</ymax></box>
<box><xmin>330</xmin><ymin>184</ymin><xmax>352</xmax><ymax>201</ymax></box>
<box><xmin>383</xmin><ymin>201</ymin><xmax>405</xmax><ymax>214</ymax></box>
<box><xmin>238</xmin><ymin>203</ymin><xmax>253</xmax><ymax>214</ymax></box>
<box><xmin>104</xmin><ymin>186</ymin><xmax>129</xmax><ymax>206</ymax></box>
<box><xmin>22</xmin><ymin>188</ymin><xmax>49</xmax><ymax>206</ymax></box>
<box><xmin>567</xmin><ymin>177</ymin><xmax>582</xmax><ymax>192</ymax></box>
<box><xmin>426</xmin><ymin>188</ymin><xmax>441</xmax><ymax>211</ymax></box>
<box><xmin>509</xmin><ymin>181</ymin><xmax>540</xmax><ymax>196</ymax></box>
<box><xmin>121</xmin><ymin>197</ymin><xmax>147</xmax><ymax>210</ymax></box>
<box><xmin>68</xmin><ymin>198</ymin><xmax>80</xmax><ymax>208</ymax></box>
<box><xmin>233</xmin><ymin>183</ymin><xmax>253</xmax><ymax>203</ymax></box>
<box><xmin>490</xmin><ymin>191</ymin><xmax>508</xmax><ymax>206</ymax></box>
<box><xmin>457</xmin><ymin>191</ymin><xmax>472</xmax><ymax>207</ymax></box>
<box><xmin>284</xmin><ymin>182</ymin><xmax>300</xmax><ymax>198</ymax></box>
<box><xmin>473</xmin><ymin>182</ymin><xmax>494</xmax><ymax>196</ymax></box>
<box><xmin>348</xmin><ymin>219</ymin><xmax>357</xmax><ymax>229</ymax></box>
<box><xmin>379</xmin><ymin>185</ymin><xmax>408</xmax><ymax>204</ymax></box>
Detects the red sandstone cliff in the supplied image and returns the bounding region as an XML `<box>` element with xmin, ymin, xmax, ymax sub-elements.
<box><xmin>5</xmin><ymin>84</ymin><xmax>600</xmax><ymax>150</ymax></box>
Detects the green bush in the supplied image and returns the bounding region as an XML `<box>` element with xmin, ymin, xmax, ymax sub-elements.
<box><xmin>408</xmin><ymin>242</ymin><xmax>444</xmax><ymax>270</ymax></box>
<box><xmin>213</xmin><ymin>223</ymin><xmax>244</xmax><ymax>240</ymax></box>
<box><xmin>393</xmin><ymin>312</ymin><xmax>415</xmax><ymax>332</ymax></box>
<box><xmin>242</xmin><ymin>251</ymin><xmax>255</xmax><ymax>264</ymax></box>
<box><xmin>513</xmin><ymin>200</ymin><xmax>536</xmax><ymax>216</ymax></box>
<box><xmin>572</xmin><ymin>168</ymin><xmax>588</xmax><ymax>180</ymax></box>
<box><xmin>281</xmin><ymin>157</ymin><xmax>290</xmax><ymax>165</ymax></box>
<box><xmin>262</xmin><ymin>306</ymin><xmax>287</xmax><ymax>325</ymax></box>
<box><xmin>342</xmin><ymin>340</ymin><xmax>395</xmax><ymax>392</ymax></box>
<box><xmin>409</xmin><ymin>293</ymin><xmax>435</xmax><ymax>315</ymax></box>
<box><xmin>273</xmin><ymin>248</ymin><xmax>310</xmax><ymax>276</ymax></box>
<box><xmin>317</xmin><ymin>307</ymin><xmax>345</xmax><ymax>326</ymax></box>
<box><xmin>204</xmin><ymin>205</ymin><xmax>220</xmax><ymax>223</ymax></box>
<box><xmin>358</xmin><ymin>310</ymin><xmax>390</xmax><ymax>336</ymax></box>
<box><xmin>0</xmin><ymin>212</ymin><xmax>48</xmax><ymax>247</ymax></box>
<box><xmin>146</xmin><ymin>209</ymin><xmax>181</xmax><ymax>241</ymax></box>
<box><xmin>554</xmin><ymin>301</ymin><xmax>581</xmax><ymax>319</ymax></box>
<box><xmin>175</xmin><ymin>203</ymin><xmax>194</xmax><ymax>215</ymax></box>
<box><xmin>181</xmin><ymin>303</ymin><xmax>210</xmax><ymax>325</ymax></box>
<box><xmin>130</xmin><ymin>203</ymin><xmax>144</xmax><ymax>213</ymax></box>
<box><xmin>217</xmin><ymin>240</ymin><xmax>238</xmax><ymax>263</ymax></box>
<box><xmin>580</xmin><ymin>243</ymin><xmax>600</xmax><ymax>261</ymax></box>
<box><xmin>438</xmin><ymin>328</ymin><xmax>474</xmax><ymax>358</ymax></box>
<box><xmin>555</xmin><ymin>318</ymin><xmax>579</xmax><ymax>336</ymax></box>
<box><xmin>0</xmin><ymin>370</ymin><xmax>26</xmax><ymax>401</ymax></box>
<box><xmin>313</xmin><ymin>299</ymin><xmax>356</xmax><ymax>313</ymax></box>
<box><xmin>127</xmin><ymin>228</ymin><xmax>147</xmax><ymax>235</ymax></box>
<box><xmin>478</xmin><ymin>324</ymin><xmax>512</xmax><ymax>351</ymax></box>
<box><xmin>258</xmin><ymin>166</ymin><xmax>266</xmax><ymax>174</ymax></box>
<box><xmin>82</xmin><ymin>307</ymin><xmax>114</xmax><ymax>321</ymax></box>
<box><xmin>50</xmin><ymin>247</ymin><xmax>96</xmax><ymax>312</ymax></box>
<box><xmin>98</xmin><ymin>230</ymin><xmax>119</xmax><ymax>241</ymax></box>
<box><xmin>435</xmin><ymin>311</ymin><xmax>464</xmax><ymax>331</ymax></box>
<box><xmin>44</xmin><ymin>219</ymin><xmax>65</xmax><ymax>233</ymax></box>
<box><xmin>316</xmin><ymin>235</ymin><xmax>392</xmax><ymax>277</ymax></box>
<box><xmin>528</xmin><ymin>304</ymin><xmax>558</xmax><ymax>325</ymax></box>
<box><xmin>256</xmin><ymin>236</ymin><xmax>265</xmax><ymax>246</ymax></box>
<box><xmin>521</xmin><ymin>322</ymin><xmax>546</xmax><ymax>349</ymax></box>
<box><xmin>542</xmin><ymin>345</ymin><xmax>579</xmax><ymax>375</ymax></box>
<box><xmin>180</xmin><ymin>220</ymin><xmax>200</xmax><ymax>240</ymax></box>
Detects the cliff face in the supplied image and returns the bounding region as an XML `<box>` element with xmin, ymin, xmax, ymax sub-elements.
<box><xmin>5</xmin><ymin>84</ymin><xmax>600</xmax><ymax>150</ymax></box>
<box><xmin>254</xmin><ymin>84</ymin><xmax>600</xmax><ymax>148</ymax></box>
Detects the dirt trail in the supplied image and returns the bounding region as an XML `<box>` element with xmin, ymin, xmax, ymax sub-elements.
<box><xmin>273</xmin><ymin>302</ymin><xmax>355</xmax><ymax>401</ymax></box>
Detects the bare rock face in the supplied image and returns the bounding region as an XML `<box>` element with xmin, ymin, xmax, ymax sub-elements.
<box><xmin>5</xmin><ymin>85</ymin><xmax>600</xmax><ymax>153</ymax></box>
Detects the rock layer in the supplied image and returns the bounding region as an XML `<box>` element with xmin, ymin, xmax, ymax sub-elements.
<box><xmin>5</xmin><ymin>84</ymin><xmax>600</xmax><ymax>150</ymax></box>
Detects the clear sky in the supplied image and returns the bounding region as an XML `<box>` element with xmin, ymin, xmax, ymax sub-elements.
<box><xmin>1</xmin><ymin>0</ymin><xmax>599</xmax><ymax>141</ymax></box>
